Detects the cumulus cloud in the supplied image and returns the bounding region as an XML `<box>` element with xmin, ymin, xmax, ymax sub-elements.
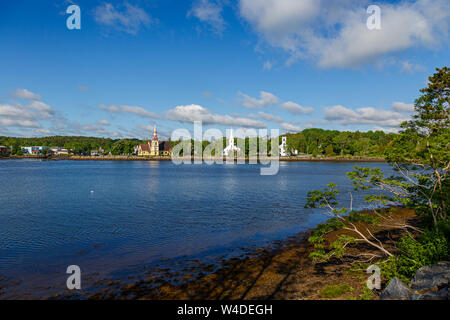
<box><xmin>99</xmin><ymin>104</ymin><xmax>160</xmax><ymax>119</ymax></box>
<box><xmin>257</xmin><ymin>111</ymin><xmax>283</xmax><ymax>123</ymax></box>
<box><xmin>280</xmin><ymin>122</ymin><xmax>301</xmax><ymax>132</ymax></box>
<box><xmin>12</xmin><ymin>88</ymin><xmax>41</xmax><ymax>100</ymax></box>
<box><xmin>280</xmin><ymin>101</ymin><xmax>314</xmax><ymax>114</ymax></box>
<box><xmin>0</xmin><ymin>89</ymin><xmax>57</xmax><ymax>129</ymax></box>
<box><xmin>93</xmin><ymin>2</ymin><xmax>153</xmax><ymax>34</ymax></box>
<box><xmin>391</xmin><ymin>101</ymin><xmax>414</xmax><ymax>113</ymax></box>
<box><xmin>188</xmin><ymin>0</ymin><xmax>225</xmax><ymax>34</ymax></box>
<box><xmin>0</xmin><ymin>116</ymin><xmax>41</xmax><ymax>128</ymax></box>
<box><xmin>324</xmin><ymin>105</ymin><xmax>409</xmax><ymax>127</ymax></box>
<box><xmin>239</xmin><ymin>0</ymin><xmax>450</xmax><ymax>68</ymax></box>
<box><xmin>165</xmin><ymin>104</ymin><xmax>266</xmax><ymax>128</ymax></box>
<box><xmin>240</xmin><ymin>91</ymin><xmax>280</xmax><ymax>109</ymax></box>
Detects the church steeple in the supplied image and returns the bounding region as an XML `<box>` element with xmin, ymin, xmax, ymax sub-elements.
<box><xmin>152</xmin><ymin>126</ymin><xmax>158</xmax><ymax>140</ymax></box>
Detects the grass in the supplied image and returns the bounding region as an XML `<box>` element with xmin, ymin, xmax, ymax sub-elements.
<box><xmin>320</xmin><ymin>284</ymin><xmax>353</xmax><ymax>298</ymax></box>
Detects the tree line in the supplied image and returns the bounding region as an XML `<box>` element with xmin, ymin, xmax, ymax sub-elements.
<box><xmin>1</xmin><ymin>128</ymin><xmax>397</xmax><ymax>157</ymax></box>
<box><xmin>0</xmin><ymin>136</ymin><xmax>142</xmax><ymax>156</ymax></box>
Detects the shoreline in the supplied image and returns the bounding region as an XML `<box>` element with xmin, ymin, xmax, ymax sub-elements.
<box><xmin>0</xmin><ymin>155</ymin><xmax>386</xmax><ymax>162</ymax></box>
<box><xmin>57</xmin><ymin>207</ymin><xmax>416</xmax><ymax>300</ymax></box>
<box><xmin>0</xmin><ymin>207</ymin><xmax>418</xmax><ymax>300</ymax></box>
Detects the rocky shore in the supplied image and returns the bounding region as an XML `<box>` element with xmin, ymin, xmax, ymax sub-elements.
<box><xmin>65</xmin><ymin>207</ymin><xmax>435</xmax><ymax>300</ymax></box>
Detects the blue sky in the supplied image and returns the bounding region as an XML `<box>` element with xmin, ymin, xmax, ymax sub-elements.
<box><xmin>0</xmin><ymin>0</ymin><xmax>448</xmax><ymax>139</ymax></box>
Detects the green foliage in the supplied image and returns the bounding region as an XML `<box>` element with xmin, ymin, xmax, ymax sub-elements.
<box><xmin>281</xmin><ymin>128</ymin><xmax>396</xmax><ymax>157</ymax></box>
<box><xmin>0</xmin><ymin>136</ymin><xmax>142</xmax><ymax>156</ymax></box>
<box><xmin>359</xmin><ymin>286</ymin><xmax>375</xmax><ymax>300</ymax></box>
<box><xmin>308</xmin><ymin>233</ymin><xmax>357</xmax><ymax>262</ymax></box>
<box><xmin>304</xmin><ymin>183</ymin><xmax>340</xmax><ymax>209</ymax></box>
<box><xmin>345</xmin><ymin>210</ymin><xmax>382</xmax><ymax>225</ymax></box>
<box><xmin>384</xmin><ymin>67</ymin><xmax>449</xmax><ymax>231</ymax></box>
<box><xmin>380</xmin><ymin>232</ymin><xmax>450</xmax><ymax>283</ymax></box>
<box><xmin>320</xmin><ymin>284</ymin><xmax>353</xmax><ymax>298</ymax></box>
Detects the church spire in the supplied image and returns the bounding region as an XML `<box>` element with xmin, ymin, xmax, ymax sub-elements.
<box><xmin>152</xmin><ymin>125</ymin><xmax>158</xmax><ymax>140</ymax></box>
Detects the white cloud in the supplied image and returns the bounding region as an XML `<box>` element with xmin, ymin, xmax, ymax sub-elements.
<box><xmin>165</xmin><ymin>104</ymin><xmax>267</xmax><ymax>128</ymax></box>
<box><xmin>400</xmin><ymin>61</ymin><xmax>426</xmax><ymax>73</ymax></box>
<box><xmin>97</xmin><ymin>119</ymin><xmax>111</xmax><ymax>126</ymax></box>
<box><xmin>0</xmin><ymin>94</ymin><xmax>56</xmax><ymax>129</ymax></box>
<box><xmin>188</xmin><ymin>0</ymin><xmax>225</xmax><ymax>34</ymax></box>
<box><xmin>12</xmin><ymin>88</ymin><xmax>41</xmax><ymax>100</ymax></box>
<box><xmin>26</xmin><ymin>101</ymin><xmax>54</xmax><ymax>119</ymax></box>
<box><xmin>240</xmin><ymin>91</ymin><xmax>280</xmax><ymax>109</ymax></box>
<box><xmin>324</xmin><ymin>105</ymin><xmax>409</xmax><ymax>127</ymax></box>
<box><xmin>93</xmin><ymin>2</ymin><xmax>153</xmax><ymax>34</ymax></box>
<box><xmin>280</xmin><ymin>122</ymin><xmax>301</xmax><ymax>132</ymax></box>
<box><xmin>239</xmin><ymin>0</ymin><xmax>450</xmax><ymax>68</ymax></box>
<box><xmin>99</xmin><ymin>104</ymin><xmax>160</xmax><ymax>118</ymax></box>
<box><xmin>0</xmin><ymin>117</ymin><xmax>41</xmax><ymax>128</ymax></box>
<box><xmin>34</xmin><ymin>128</ymin><xmax>52</xmax><ymax>135</ymax></box>
<box><xmin>257</xmin><ymin>111</ymin><xmax>283</xmax><ymax>123</ymax></box>
<box><xmin>391</xmin><ymin>101</ymin><xmax>414</xmax><ymax>113</ymax></box>
<box><xmin>280</xmin><ymin>101</ymin><xmax>313</xmax><ymax>114</ymax></box>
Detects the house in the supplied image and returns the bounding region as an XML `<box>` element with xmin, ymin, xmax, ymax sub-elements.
<box><xmin>91</xmin><ymin>150</ymin><xmax>99</xmax><ymax>156</ymax></box>
<box><xmin>0</xmin><ymin>146</ymin><xmax>10</xmax><ymax>156</ymax></box>
<box><xmin>158</xmin><ymin>141</ymin><xmax>173</xmax><ymax>156</ymax></box>
<box><xmin>136</xmin><ymin>126</ymin><xmax>173</xmax><ymax>156</ymax></box>
<box><xmin>49</xmin><ymin>147</ymin><xmax>69</xmax><ymax>155</ymax></box>
<box><xmin>22</xmin><ymin>146</ymin><xmax>48</xmax><ymax>154</ymax></box>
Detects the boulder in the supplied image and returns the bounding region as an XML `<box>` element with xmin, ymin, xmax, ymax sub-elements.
<box><xmin>410</xmin><ymin>261</ymin><xmax>450</xmax><ymax>291</ymax></box>
<box><xmin>380</xmin><ymin>261</ymin><xmax>449</xmax><ymax>300</ymax></box>
<box><xmin>380</xmin><ymin>277</ymin><xmax>413</xmax><ymax>300</ymax></box>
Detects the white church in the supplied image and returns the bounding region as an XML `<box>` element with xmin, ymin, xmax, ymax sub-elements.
<box><xmin>222</xmin><ymin>129</ymin><xmax>241</xmax><ymax>156</ymax></box>
<box><xmin>221</xmin><ymin>130</ymin><xmax>294</xmax><ymax>157</ymax></box>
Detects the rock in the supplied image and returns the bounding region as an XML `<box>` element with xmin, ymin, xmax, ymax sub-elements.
<box><xmin>410</xmin><ymin>261</ymin><xmax>450</xmax><ymax>291</ymax></box>
<box><xmin>380</xmin><ymin>277</ymin><xmax>413</xmax><ymax>300</ymax></box>
<box><xmin>380</xmin><ymin>261</ymin><xmax>449</xmax><ymax>300</ymax></box>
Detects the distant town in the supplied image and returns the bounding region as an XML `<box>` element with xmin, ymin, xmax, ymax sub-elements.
<box><xmin>0</xmin><ymin>127</ymin><xmax>396</xmax><ymax>160</ymax></box>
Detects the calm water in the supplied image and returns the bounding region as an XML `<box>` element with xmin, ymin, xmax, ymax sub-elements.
<box><xmin>0</xmin><ymin>159</ymin><xmax>393</xmax><ymax>297</ymax></box>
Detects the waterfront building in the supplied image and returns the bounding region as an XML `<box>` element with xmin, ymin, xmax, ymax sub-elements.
<box><xmin>136</xmin><ymin>126</ymin><xmax>173</xmax><ymax>156</ymax></box>
<box><xmin>279</xmin><ymin>136</ymin><xmax>287</xmax><ymax>157</ymax></box>
<box><xmin>222</xmin><ymin>129</ymin><xmax>240</xmax><ymax>156</ymax></box>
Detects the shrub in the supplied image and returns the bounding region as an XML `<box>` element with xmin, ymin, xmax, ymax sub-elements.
<box><xmin>380</xmin><ymin>231</ymin><xmax>450</xmax><ymax>284</ymax></box>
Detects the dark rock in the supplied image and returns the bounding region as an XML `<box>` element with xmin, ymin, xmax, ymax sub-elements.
<box><xmin>380</xmin><ymin>277</ymin><xmax>413</xmax><ymax>300</ymax></box>
<box><xmin>410</xmin><ymin>261</ymin><xmax>450</xmax><ymax>291</ymax></box>
<box><xmin>380</xmin><ymin>261</ymin><xmax>449</xmax><ymax>300</ymax></box>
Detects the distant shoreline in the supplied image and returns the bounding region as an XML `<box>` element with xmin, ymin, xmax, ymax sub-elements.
<box><xmin>0</xmin><ymin>155</ymin><xmax>386</xmax><ymax>162</ymax></box>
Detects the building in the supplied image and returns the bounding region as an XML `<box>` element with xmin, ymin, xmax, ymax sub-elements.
<box><xmin>22</xmin><ymin>146</ymin><xmax>48</xmax><ymax>154</ymax></box>
<box><xmin>49</xmin><ymin>147</ymin><xmax>69</xmax><ymax>155</ymax></box>
<box><xmin>136</xmin><ymin>126</ymin><xmax>173</xmax><ymax>156</ymax></box>
<box><xmin>0</xmin><ymin>146</ymin><xmax>10</xmax><ymax>156</ymax></box>
<box><xmin>279</xmin><ymin>136</ymin><xmax>287</xmax><ymax>156</ymax></box>
<box><xmin>222</xmin><ymin>129</ymin><xmax>240</xmax><ymax>156</ymax></box>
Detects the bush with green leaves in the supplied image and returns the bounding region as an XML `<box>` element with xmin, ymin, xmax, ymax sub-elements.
<box><xmin>380</xmin><ymin>232</ymin><xmax>449</xmax><ymax>283</ymax></box>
